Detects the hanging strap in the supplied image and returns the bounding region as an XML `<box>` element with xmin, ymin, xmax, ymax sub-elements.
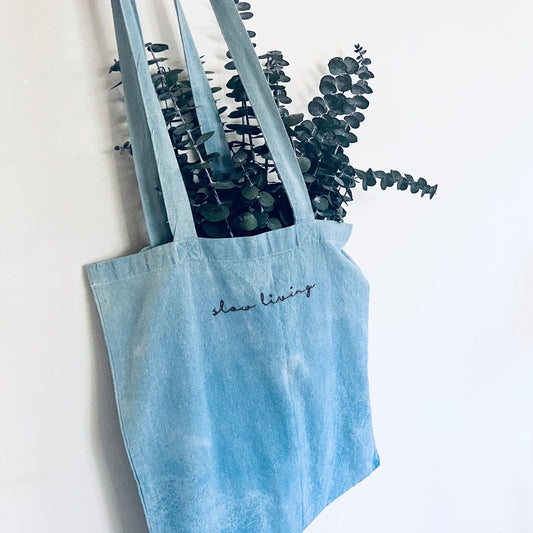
<box><xmin>207</xmin><ymin>0</ymin><xmax>315</xmax><ymax>224</ymax></box>
<box><xmin>111</xmin><ymin>0</ymin><xmax>197</xmax><ymax>245</ymax></box>
<box><xmin>172</xmin><ymin>0</ymin><xmax>314</xmax><ymax>226</ymax></box>
<box><xmin>174</xmin><ymin>0</ymin><xmax>235</xmax><ymax>177</ymax></box>
<box><xmin>112</xmin><ymin>0</ymin><xmax>315</xmax><ymax>246</ymax></box>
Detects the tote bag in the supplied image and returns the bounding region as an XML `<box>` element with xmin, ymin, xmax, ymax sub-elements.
<box><xmin>85</xmin><ymin>0</ymin><xmax>380</xmax><ymax>531</ymax></box>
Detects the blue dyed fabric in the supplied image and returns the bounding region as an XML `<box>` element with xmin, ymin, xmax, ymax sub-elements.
<box><xmin>85</xmin><ymin>1</ymin><xmax>380</xmax><ymax>531</ymax></box>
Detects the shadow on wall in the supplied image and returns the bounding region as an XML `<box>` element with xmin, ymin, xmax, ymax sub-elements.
<box><xmin>83</xmin><ymin>0</ymin><xmax>152</xmax><ymax>531</ymax></box>
<box><xmin>85</xmin><ymin>276</ymin><xmax>150</xmax><ymax>533</ymax></box>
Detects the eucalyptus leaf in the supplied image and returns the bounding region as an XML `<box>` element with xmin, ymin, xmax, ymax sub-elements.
<box><xmin>276</xmin><ymin>94</ymin><xmax>292</xmax><ymax>104</ymax></box>
<box><xmin>343</xmin><ymin>131</ymin><xmax>358</xmax><ymax>143</ymax></box>
<box><xmin>202</xmin><ymin>221</ymin><xmax>228</xmax><ymax>238</ymax></box>
<box><xmin>350</xmin><ymin>81</ymin><xmax>368</xmax><ymax>95</ymax></box>
<box><xmin>194</xmin><ymin>131</ymin><xmax>215</xmax><ymax>146</ymax></box>
<box><xmin>165</xmin><ymin>69</ymin><xmax>183</xmax><ymax>86</ymax></box>
<box><xmin>185</xmin><ymin>161</ymin><xmax>212</xmax><ymax>170</ymax></box>
<box><xmin>148</xmin><ymin>57</ymin><xmax>168</xmax><ymax>65</ymax></box>
<box><xmin>162</xmin><ymin>108</ymin><xmax>177</xmax><ymax>121</ymax></box>
<box><xmin>255</xmin><ymin>211</ymin><xmax>269</xmax><ymax>228</ymax></box>
<box><xmin>267</xmin><ymin>217</ymin><xmax>282</xmax><ymax>230</ymax></box>
<box><xmin>335</xmin><ymin>135</ymin><xmax>350</xmax><ymax>148</ymax></box>
<box><xmin>312</xmin><ymin>196</ymin><xmax>329</xmax><ymax>211</ymax></box>
<box><xmin>232</xmin><ymin>149</ymin><xmax>249</xmax><ymax>165</ymax></box>
<box><xmin>397</xmin><ymin>176</ymin><xmax>408</xmax><ymax>190</ymax></box>
<box><xmin>357</xmin><ymin>67</ymin><xmax>375</xmax><ymax>80</ymax></box>
<box><xmin>362</xmin><ymin>169</ymin><xmax>377</xmax><ymax>190</ymax></box>
<box><xmin>242</xmin><ymin>185</ymin><xmax>259</xmax><ymax>200</ymax></box>
<box><xmin>308</xmin><ymin>97</ymin><xmax>327</xmax><ymax>116</ymax></box>
<box><xmin>157</xmin><ymin>90</ymin><xmax>172</xmax><ymax>101</ymax></box>
<box><xmin>324</xmin><ymin>94</ymin><xmax>346</xmax><ymax>113</ymax></box>
<box><xmin>239</xmin><ymin>212</ymin><xmax>258</xmax><ymax>231</ymax></box>
<box><xmin>199</xmin><ymin>203</ymin><xmax>230</xmax><ymax>222</ymax></box>
<box><xmin>298</xmin><ymin>157</ymin><xmax>312</xmax><ymax>173</ymax></box>
<box><xmin>173</xmin><ymin>122</ymin><xmax>195</xmax><ymax>135</ymax></box>
<box><xmin>252</xmin><ymin>144</ymin><xmax>269</xmax><ymax>155</ymax></box>
<box><xmin>282</xmin><ymin>113</ymin><xmax>304</xmax><ymax>127</ymax></box>
<box><xmin>228</xmin><ymin>107</ymin><xmax>255</xmax><ymax>119</ymax></box>
<box><xmin>342</xmin><ymin>99</ymin><xmax>357</xmax><ymax>114</ymax></box>
<box><xmin>335</xmin><ymin>74</ymin><xmax>352</xmax><ymax>92</ymax></box>
<box><xmin>344</xmin><ymin>56</ymin><xmax>359</xmax><ymax>74</ymax></box>
<box><xmin>351</xmin><ymin>95</ymin><xmax>370</xmax><ymax>109</ymax></box>
<box><xmin>211</xmin><ymin>180</ymin><xmax>236</xmax><ymax>190</ymax></box>
<box><xmin>257</xmin><ymin>191</ymin><xmax>275</xmax><ymax>208</ymax></box>
<box><xmin>328</xmin><ymin>57</ymin><xmax>347</xmax><ymax>75</ymax></box>
<box><xmin>319</xmin><ymin>75</ymin><xmax>337</xmax><ymax>95</ymax></box>
<box><xmin>227</xmin><ymin>124</ymin><xmax>262</xmax><ymax>136</ymax></box>
<box><xmin>345</xmin><ymin>114</ymin><xmax>361</xmax><ymax>128</ymax></box>
<box><xmin>147</xmin><ymin>43</ymin><xmax>169</xmax><ymax>52</ymax></box>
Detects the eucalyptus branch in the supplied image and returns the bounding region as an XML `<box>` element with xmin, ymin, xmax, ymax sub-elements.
<box><xmin>110</xmin><ymin>0</ymin><xmax>437</xmax><ymax>238</ymax></box>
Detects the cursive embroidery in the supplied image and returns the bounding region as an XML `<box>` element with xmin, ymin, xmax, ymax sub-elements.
<box><xmin>212</xmin><ymin>300</ymin><xmax>257</xmax><ymax>317</ymax></box>
<box><xmin>260</xmin><ymin>284</ymin><xmax>316</xmax><ymax>306</ymax></box>
<box><xmin>212</xmin><ymin>283</ymin><xmax>316</xmax><ymax>316</ymax></box>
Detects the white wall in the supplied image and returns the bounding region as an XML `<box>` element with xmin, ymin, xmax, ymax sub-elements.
<box><xmin>1</xmin><ymin>0</ymin><xmax>532</xmax><ymax>531</ymax></box>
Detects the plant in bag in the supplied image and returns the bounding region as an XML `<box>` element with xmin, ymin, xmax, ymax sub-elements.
<box><xmin>112</xmin><ymin>0</ymin><xmax>437</xmax><ymax>238</ymax></box>
<box><xmin>86</xmin><ymin>2</ymin><xmax>384</xmax><ymax>529</ymax></box>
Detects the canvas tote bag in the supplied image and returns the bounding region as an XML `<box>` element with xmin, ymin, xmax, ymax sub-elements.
<box><xmin>85</xmin><ymin>0</ymin><xmax>380</xmax><ymax>531</ymax></box>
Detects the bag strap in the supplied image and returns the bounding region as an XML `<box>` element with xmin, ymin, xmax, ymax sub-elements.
<box><xmin>111</xmin><ymin>0</ymin><xmax>315</xmax><ymax>246</ymax></box>
<box><xmin>174</xmin><ymin>0</ymin><xmax>235</xmax><ymax>177</ymax></box>
<box><xmin>172</xmin><ymin>0</ymin><xmax>315</xmax><ymax>227</ymax></box>
<box><xmin>207</xmin><ymin>0</ymin><xmax>315</xmax><ymax>224</ymax></box>
<box><xmin>111</xmin><ymin>0</ymin><xmax>198</xmax><ymax>245</ymax></box>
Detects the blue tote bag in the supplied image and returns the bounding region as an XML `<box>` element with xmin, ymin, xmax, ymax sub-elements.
<box><xmin>85</xmin><ymin>0</ymin><xmax>380</xmax><ymax>531</ymax></box>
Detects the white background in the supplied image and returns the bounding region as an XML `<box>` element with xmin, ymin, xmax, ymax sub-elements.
<box><xmin>1</xmin><ymin>0</ymin><xmax>532</xmax><ymax>531</ymax></box>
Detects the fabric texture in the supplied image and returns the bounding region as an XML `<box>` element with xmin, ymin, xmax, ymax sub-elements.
<box><xmin>85</xmin><ymin>1</ymin><xmax>380</xmax><ymax>531</ymax></box>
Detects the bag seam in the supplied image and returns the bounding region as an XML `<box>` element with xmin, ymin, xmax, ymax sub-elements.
<box><xmin>90</xmin><ymin>285</ymin><xmax>155</xmax><ymax>533</ymax></box>
<box><xmin>89</xmin><ymin>238</ymin><xmax>348</xmax><ymax>288</ymax></box>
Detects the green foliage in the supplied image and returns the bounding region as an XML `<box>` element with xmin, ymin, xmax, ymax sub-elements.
<box><xmin>112</xmin><ymin>2</ymin><xmax>437</xmax><ymax>238</ymax></box>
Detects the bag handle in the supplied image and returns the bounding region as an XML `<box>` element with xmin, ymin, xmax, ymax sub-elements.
<box><xmin>111</xmin><ymin>0</ymin><xmax>316</xmax><ymax>246</ymax></box>
<box><xmin>174</xmin><ymin>0</ymin><xmax>235</xmax><ymax>178</ymax></box>
<box><xmin>172</xmin><ymin>0</ymin><xmax>315</xmax><ymax>227</ymax></box>
<box><xmin>206</xmin><ymin>0</ymin><xmax>315</xmax><ymax>224</ymax></box>
<box><xmin>111</xmin><ymin>0</ymin><xmax>198</xmax><ymax>245</ymax></box>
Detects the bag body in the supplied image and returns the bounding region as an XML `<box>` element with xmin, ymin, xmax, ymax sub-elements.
<box><xmin>85</xmin><ymin>1</ymin><xmax>380</xmax><ymax>531</ymax></box>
